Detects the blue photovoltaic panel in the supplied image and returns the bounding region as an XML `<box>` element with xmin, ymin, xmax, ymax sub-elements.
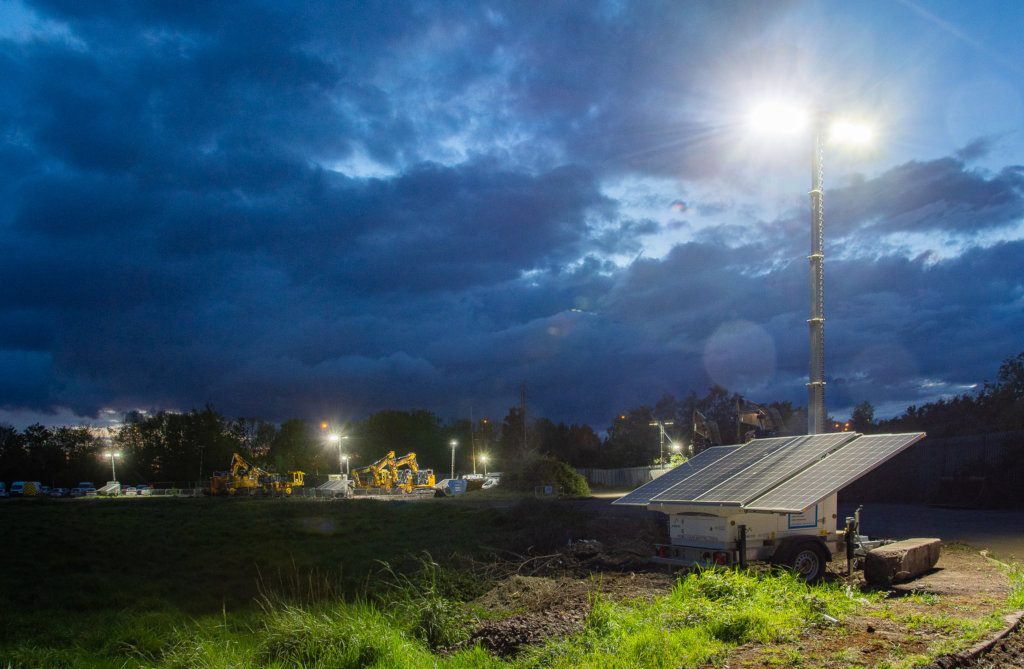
<box><xmin>612</xmin><ymin>445</ymin><xmax>740</xmax><ymax>506</ymax></box>
<box><xmin>693</xmin><ymin>432</ymin><xmax>858</xmax><ymax>505</ymax></box>
<box><xmin>746</xmin><ymin>433</ymin><xmax>926</xmax><ymax>512</ymax></box>
<box><xmin>649</xmin><ymin>436</ymin><xmax>799</xmax><ymax>505</ymax></box>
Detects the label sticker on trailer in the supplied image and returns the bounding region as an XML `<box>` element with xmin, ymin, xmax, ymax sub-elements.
<box><xmin>788</xmin><ymin>505</ymin><xmax>819</xmax><ymax>529</ymax></box>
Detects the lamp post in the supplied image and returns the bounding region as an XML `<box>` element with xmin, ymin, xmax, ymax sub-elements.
<box><xmin>104</xmin><ymin>451</ymin><xmax>121</xmax><ymax>481</ymax></box>
<box><xmin>449</xmin><ymin>439</ymin><xmax>458</xmax><ymax>479</ymax></box>
<box><xmin>327</xmin><ymin>433</ymin><xmax>349</xmax><ymax>475</ymax></box>
<box><xmin>648</xmin><ymin>420</ymin><xmax>674</xmax><ymax>468</ymax></box>
<box><xmin>479</xmin><ymin>454</ymin><xmax>489</xmax><ymax>476</ymax></box>
<box><xmin>749</xmin><ymin>103</ymin><xmax>872</xmax><ymax>435</ymax></box>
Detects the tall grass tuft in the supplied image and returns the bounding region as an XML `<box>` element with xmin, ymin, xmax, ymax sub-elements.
<box><xmin>1006</xmin><ymin>563</ymin><xmax>1024</xmax><ymax>610</ymax></box>
<box><xmin>375</xmin><ymin>554</ymin><xmax>476</xmax><ymax>651</ymax></box>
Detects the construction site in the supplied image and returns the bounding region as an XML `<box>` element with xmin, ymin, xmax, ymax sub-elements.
<box><xmin>197</xmin><ymin>449</ymin><xmax>499</xmax><ymax>500</ymax></box>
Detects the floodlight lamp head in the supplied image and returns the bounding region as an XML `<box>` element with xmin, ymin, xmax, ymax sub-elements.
<box><xmin>748</xmin><ymin>101</ymin><xmax>810</xmax><ymax>137</ymax></box>
<box><xmin>327</xmin><ymin>433</ymin><xmax>341</xmax><ymax>443</ymax></box>
<box><xmin>829</xmin><ymin>119</ymin><xmax>873</xmax><ymax>146</ymax></box>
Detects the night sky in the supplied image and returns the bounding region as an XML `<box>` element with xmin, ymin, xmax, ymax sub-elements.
<box><xmin>2</xmin><ymin>1</ymin><xmax>1022</xmax><ymax>430</ymax></box>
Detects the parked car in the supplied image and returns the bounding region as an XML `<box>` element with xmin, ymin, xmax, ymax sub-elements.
<box><xmin>121</xmin><ymin>485</ymin><xmax>137</xmax><ymax>496</ymax></box>
<box><xmin>40</xmin><ymin>486</ymin><xmax>50</xmax><ymax>495</ymax></box>
<box><xmin>10</xmin><ymin>481</ymin><xmax>43</xmax><ymax>496</ymax></box>
<box><xmin>69</xmin><ymin>487</ymin><xmax>84</xmax><ymax>497</ymax></box>
<box><xmin>48</xmin><ymin>487</ymin><xmax>67</xmax><ymax>498</ymax></box>
<box><xmin>83</xmin><ymin>487</ymin><xmax>97</xmax><ymax>497</ymax></box>
<box><xmin>136</xmin><ymin>485</ymin><xmax>153</xmax><ymax>496</ymax></box>
<box><xmin>0</xmin><ymin>482</ymin><xmax>7</xmax><ymax>497</ymax></box>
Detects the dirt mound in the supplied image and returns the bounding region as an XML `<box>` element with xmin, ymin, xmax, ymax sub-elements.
<box><xmin>467</xmin><ymin>571</ymin><xmax>673</xmax><ymax>656</ymax></box>
<box><xmin>471</xmin><ymin>606</ymin><xmax>590</xmax><ymax>656</ymax></box>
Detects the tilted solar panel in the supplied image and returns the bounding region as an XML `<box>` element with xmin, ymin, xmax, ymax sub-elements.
<box><xmin>745</xmin><ymin>433</ymin><xmax>926</xmax><ymax>512</ymax></box>
<box><xmin>693</xmin><ymin>432</ymin><xmax>858</xmax><ymax>505</ymax></box>
<box><xmin>649</xmin><ymin>436</ymin><xmax>799</xmax><ymax>505</ymax></box>
<box><xmin>612</xmin><ymin>445</ymin><xmax>740</xmax><ymax>506</ymax></box>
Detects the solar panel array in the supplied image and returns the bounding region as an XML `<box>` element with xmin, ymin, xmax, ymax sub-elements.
<box><xmin>687</xmin><ymin>432</ymin><xmax>857</xmax><ymax>505</ymax></box>
<box><xmin>615</xmin><ymin>432</ymin><xmax>925</xmax><ymax>513</ymax></box>
<box><xmin>612</xmin><ymin>445</ymin><xmax>738</xmax><ymax>506</ymax></box>
<box><xmin>745</xmin><ymin>433</ymin><xmax>925</xmax><ymax>512</ymax></box>
<box><xmin>648</xmin><ymin>436</ymin><xmax>797</xmax><ymax>504</ymax></box>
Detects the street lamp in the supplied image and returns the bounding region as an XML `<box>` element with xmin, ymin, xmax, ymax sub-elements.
<box><xmin>749</xmin><ymin>102</ymin><xmax>872</xmax><ymax>434</ymax></box>
<box><xmin>449</xmin><ymin>439</ymin><xmax>458</xmax><ymax>479</ymax></box>
<box><xmin>326</xmin><ymin>433</ymin><xmax>349</xmax><ymax>475</ymax></box>
<box><xmin>648</xmin><ymin>420</ymin><xmax>674</xmax><ymax>468</ymax></box>
<box><xmin>479</xmin><ymin>453</ymin><xmax>489</xmax><ymax>476</ymax></box>
<box><xmin>103</xmin><ymin>451</ymin><xmax>121</xmax><ymax>481</ymax></box>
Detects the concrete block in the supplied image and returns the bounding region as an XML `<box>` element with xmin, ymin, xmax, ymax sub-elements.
<box><xmin>864</xmin><ymin>538</ymin><xmax>941</xmax><ymax>587</ymax></box>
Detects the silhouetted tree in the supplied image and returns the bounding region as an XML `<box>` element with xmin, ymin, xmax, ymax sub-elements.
<box><xmin>850</xmin><ymin>401</ymin><xmax>875</xmax><ymax>433</ymax></box>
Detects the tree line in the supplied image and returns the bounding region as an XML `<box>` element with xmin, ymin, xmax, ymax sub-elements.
<box><xmin>2</xmin><ymin>351</ymin><xmax>1021</xmax><ymax>487</ymax></box>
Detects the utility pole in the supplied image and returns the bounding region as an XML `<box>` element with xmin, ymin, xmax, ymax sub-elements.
<box><xmin>470</xmin><ymin>406</ymin><xmax>477</xmax><ymax>475</ymax></box>
<box><xmin>520</xmin><ymin>383</ymin><xmax>527</xmax><ymax>453</ymax></box>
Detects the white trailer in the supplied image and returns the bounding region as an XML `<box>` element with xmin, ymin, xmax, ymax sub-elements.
<box><xmin>615</xmin><ymin>432</ymin><xmax>925</xmax><ymax>581</ymax></box>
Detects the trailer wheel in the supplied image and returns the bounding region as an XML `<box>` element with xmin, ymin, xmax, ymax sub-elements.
<box><xmin>783</xmin><ymin>541</ymin><xmax>829</xmax><ymax>583</ymax></box>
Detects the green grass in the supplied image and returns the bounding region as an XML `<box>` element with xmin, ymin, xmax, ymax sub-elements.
<box><xmin>511</xmin><ymin>568</ymin><xmax>863</xmax><ymax>669</ymax></box>
<box><xmin>1</xmin><ymin>566</ymin><xmax>868</xmax><ymax>669</ymax></box>
<box><xmin>0</xmin><ymin>496</ymin><xmax>535</xmax><ymax>616</ymax></box>
<box><xmin>4</xmin><ymin>499</ymin><xmax>1017</xmax><ymax>668</ymax></box>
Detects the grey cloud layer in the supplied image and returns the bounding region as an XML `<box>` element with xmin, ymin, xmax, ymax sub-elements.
<box><xmin>1</xmin><ymin>1</ymin><xmax>1021</xmax><ymax>426</ymax></box>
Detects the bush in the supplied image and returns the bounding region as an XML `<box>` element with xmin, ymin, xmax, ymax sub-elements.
<box><xmin>501</xmin><ymin>455</ymin><xmax>591</xmax><ymax>497</ymax></box>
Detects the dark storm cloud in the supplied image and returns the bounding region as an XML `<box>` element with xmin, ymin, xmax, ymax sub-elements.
<box><xmin>1</xmin><ymin>0</ymin><xmax>1021</xmax><ymax>428</ymax></box>
<box><xmin>829</xmin><ymin>155</ymin><xmax>1024</xmax><ymax>236</ymax></box>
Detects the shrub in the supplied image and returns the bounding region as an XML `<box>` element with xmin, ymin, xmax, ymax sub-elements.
<box><xmin>501</xmin><ymin>455</ymin><xmax>591</xmax><ymax>497</ymax></box>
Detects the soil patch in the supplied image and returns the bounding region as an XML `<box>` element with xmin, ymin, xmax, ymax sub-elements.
<box><xmin>711</xmin><ymin>545</ymin><xmax>1011</xmax><ymax>668</ymax></box>
<box><xmin>468</xmin><ymin>571</ymin><xmax>673</xmax><ymax>656</ymax></box>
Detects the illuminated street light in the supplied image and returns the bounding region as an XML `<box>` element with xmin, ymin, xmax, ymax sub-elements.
<box><xmin>324</xmin><ymin>430</ymin><xmax>349</xmax><ymax>475</ymax></box>
<box><xmin>479</xmin><ymin>453</ymin><xmax>489</xmax><ymax>476</ymax></box>
<box><xmin>449</xmin><ymin>439</ymin><xmax>458</xmax><ymax>479</ymax></box>
<box><xmin>648</xmin><ymin>420</ymin><xmax>674</xmax><ymax>468</ymax></box>
<box><xmin>103</xmin><ymin>451</ymin><xmax>121</xmax><ymax>482</ymax></box>
<box><xmin>749</xmin><ymin>102</ymin><xmax>873</xmax><ymax>434</ymax></box>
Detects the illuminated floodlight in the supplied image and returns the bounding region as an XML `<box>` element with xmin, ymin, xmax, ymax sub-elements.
<box><xmin>327</xmin><ymin>433</ymin><xmax>341</xmax><ymax>443</ymax></box>
<box><xmin>748</xmin><ymin>101</ymin><xmax>809</xmax><ymax>136</ymax></box>
<box><xmin>829</xmin><ymin>119</ymin><xmax>873</xmax><ymax>145</ymax></box>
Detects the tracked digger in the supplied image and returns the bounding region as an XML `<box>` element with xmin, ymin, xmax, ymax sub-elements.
<box><xmin>350</xmin><ymin>450</ymin><xmax>436</xmax><ymax>494</ymax></box>
<box><xmin>206</xmin><ymin>453</ymin><xmax>304</xmax><ymax>496</ymax></box>
<box><xmin>351</xmin><ymin>451</ymin><xmax>397</xmax><ymax>492</ymax></box>
<box><xmin>393</xmin><ymin>452</ymin><xmax>436</xmax><ymax>493</ymax></box>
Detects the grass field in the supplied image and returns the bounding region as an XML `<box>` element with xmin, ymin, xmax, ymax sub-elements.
<box><xmin>2</xmin><ymin>496</ymin><xmax>1022</xmax><ymax>668</ymax></box>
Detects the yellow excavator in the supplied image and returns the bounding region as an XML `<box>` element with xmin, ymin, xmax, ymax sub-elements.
<box><xmin>351</xmin><ymin>450</ymin><xmax>397</xmax><ymax>491</ymax></box>
<box><xmin>393</xmin><ymin>452</ymin><xmax>436</xmax><ymax>493</ymax></box>
<box><xmin>206</xmin><ymin>453</ymin><xmax>304</xmax><ymax>496</ymax></box>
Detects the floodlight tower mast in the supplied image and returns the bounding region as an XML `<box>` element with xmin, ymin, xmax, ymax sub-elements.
<box><xmin>807</xmin><ymin>115</ymin><xmax>826</xmax><ymax>435</ymax></box>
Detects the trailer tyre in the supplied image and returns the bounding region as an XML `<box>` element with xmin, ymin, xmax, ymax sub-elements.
<box><xmin>778</xmin><ymin>541</ymin><xmax>829</xmax><ymax>583</ymax></box>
